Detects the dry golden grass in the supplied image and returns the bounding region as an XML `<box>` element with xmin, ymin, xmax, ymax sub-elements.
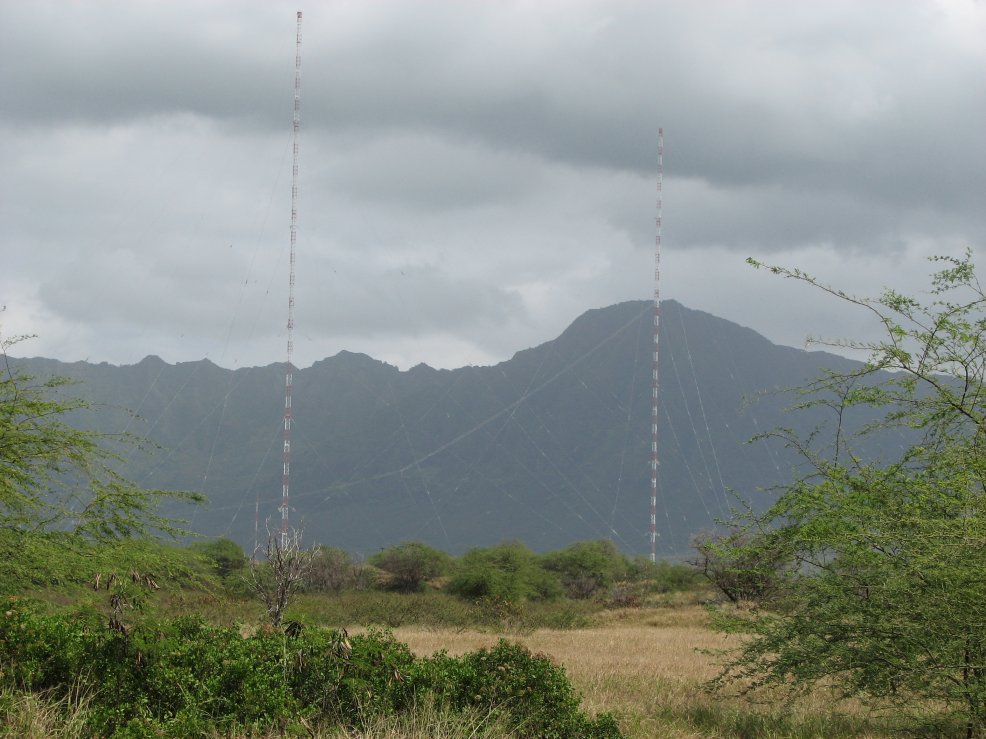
<box><xmin>385</xmin><ymin>605</ymin><xmax>718</xmax><ymax>738</ymax></box>
<box><xmin>0</xmin><ymin>683</ymin><xmax>94</xmax><ymax>739</ymax></box>
<box><xmin>384</xmin><ymin>605</ymin><xmax>893</xmax><ymax>739</ymax></box>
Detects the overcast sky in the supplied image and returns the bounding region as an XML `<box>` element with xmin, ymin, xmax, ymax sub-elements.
<box><xmin>2</xmin><ymin>0</ymin><xmax>984</xmax><ymax>371</ymax></box>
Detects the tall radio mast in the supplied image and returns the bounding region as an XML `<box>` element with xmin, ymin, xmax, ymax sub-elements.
<box><xmin>650</xmin><ymin>128</ymin><xmax>663</xmax><ymax>563</ymax></box>
<box><xmin>279</xmin><ymin>11</ymin><xmax>303</xmax><ymax>548</ymax></box>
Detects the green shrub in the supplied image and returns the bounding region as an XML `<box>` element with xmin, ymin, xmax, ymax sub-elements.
<box><xmin>541</xmin><ymin>540</ymin><xmax>629</xmax><ymax>599</ymax></box>
<box><xmin>294</xmin><ymin>590</ymin><xmax>478</xmax><ymax>629</ymax></box>
<box><xmin>304</xmin><ymin>546</ymin><xmax>356</xmax><ymax>592</ymax></box>
<box><xmin>186</xmin><ymin>538</ymin><xmax>247</xmax><ymax>580</ymax></box>
<box><xmin>0</xmin><ymin>599</ymin><xmax>619</xmax><ymax>737</ymax></box>
<box><xmin>292</xmin><ymin>589</ymin><xmax>595</xmax><ymax>631</ymax></box>
<box><xmin>627</xmin><ymin>557</ymin><xmax>702</xmax><ymax>593</ymax></box>
<box><xmin>416</xmin><ymin>640</ymin><xmax>621</xmax><ymax>738</ymax></box>
<box><xmin>0</xmin><ymin>531</ymin><xmax>205</xmax><ymax>596</ymax></box>
<box><xmin>369</xmin><ymin>542</ymin><xmax>450</xmax><ymax>593</ymax></box>
<box><xmin>449</xmin><ymin>541</ymin><xmax>562</xmax><ymax>602</ymax></box>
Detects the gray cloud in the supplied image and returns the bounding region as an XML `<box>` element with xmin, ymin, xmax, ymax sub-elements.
<box><xmin>1</xmin><ymin>0</ymin><xmax>984</xmax><ymax>370</ymax></box>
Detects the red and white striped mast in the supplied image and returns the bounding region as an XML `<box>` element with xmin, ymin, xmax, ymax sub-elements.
<box><xmin>650</xmin><ymin>128</ymin><xmax>663</xmax><ymax>563</ymax></box>
<box><xmin>279</xmin><ymin>11</ymin><xmax>303</xmax><ymax>549</ymax></box>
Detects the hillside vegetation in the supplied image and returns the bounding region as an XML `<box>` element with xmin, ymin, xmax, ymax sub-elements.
<box><xmin>0</xmin><ymin>533</ymin><xmax>899</xmax><ymax>738</ymax></box>
<box><xmin>5</xmin><ymin>255</ymin><xmax>986</xmax><ymax>736</ymax></box>
<box><xmin>11</xmin><ymin>299</ymin><xmax>876</xmax><ymax>556</ymax></box>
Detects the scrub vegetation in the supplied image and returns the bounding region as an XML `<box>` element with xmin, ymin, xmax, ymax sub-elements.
<box><xmin>3</xmin><ymin>254</ymin><xmax>986</xmax><ymax>736</ymax></box>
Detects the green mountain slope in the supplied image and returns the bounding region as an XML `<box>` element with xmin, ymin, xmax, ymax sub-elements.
<box><xmin>11</xmin><ymin>300</ymin><xmax>867</xmax><ymax>557</ymax></box>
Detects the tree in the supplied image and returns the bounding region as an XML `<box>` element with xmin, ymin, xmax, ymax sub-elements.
<box><xmin>247</xmin><ymin>528</ymin><xmax>315</xmax><ymax>626</ymax></box>
<box><xmin>0</xmin><ymin>334</ymin><xmax>202</xmax><ymax>541</ymax></box>
<box><xmin>691</xmin><ymin>527</ymin><xmax>788</xmax><ymax>605</ymax></box>
<box><xmin>449</xmin><ymin>541</ymin><xmax>563</xmax><ymax>602</ymax></box>
<box><xmin>713</xmin><ymin>253</ymin><xmax>986</xmax><ymax>736</ymax></box>
<box><xmin>369</xmin><ymin>541</ymin><xmax>449</xmax><ymax>593</ymax></box>
<box><xmin>540</xmin><ymin>540</ymin><xmax>628</xmax><ymax>599</ymax></box>
<box><xmin>189</xmin><ymin>537</ymin><xmax>248</xmax><ymax>579</ymax></box>
<box><xmin>305</xmin><ymin>545</ymin><xmax>354</xmax><ymax>592</ymax></box>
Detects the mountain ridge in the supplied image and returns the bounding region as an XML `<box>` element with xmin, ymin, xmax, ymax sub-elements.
<box><xmin>9</xmin><ymin>299</ymin><xmax>866</xmax><ymax>557</ymax></box>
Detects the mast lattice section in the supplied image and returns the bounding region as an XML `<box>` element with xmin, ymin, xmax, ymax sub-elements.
<box><xmin>279</xmin><ymin>10</ymin><xmax>302</xmax><ymax>549</ymax></box>
<box><xmin>650</xmin><ymin>128</ymin><xmax>663</xmax><ymax>563</ymax></box>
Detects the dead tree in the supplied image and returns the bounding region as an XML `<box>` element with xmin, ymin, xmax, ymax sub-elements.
<box><xmin>247</xmin><ymin>526</ymin><xmax>316</xmax><ymax>627</ymax></box>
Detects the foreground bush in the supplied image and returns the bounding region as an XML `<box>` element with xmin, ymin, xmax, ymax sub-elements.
<box><xmin>0</xmin><ymin>600</ymin><xmax>620</xmax><ymax>738</ymax></box>
<box><xmin>712</xmin><ymin>254</ymin><xmax>986</xmax><ymax>737</ymax></box>
<box><xmin>419</xmin><ymin>640</ymin><xmax>621</xmax><ymax>738</ymax></box>
<box><xmin>0</xmin><ymin>530</ymin><xmax>206</xmax><ymax>596</ymax></box>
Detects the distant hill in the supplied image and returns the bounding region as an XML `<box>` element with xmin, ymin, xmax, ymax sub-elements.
<box><xmin>12</xmin><ymin>300</ymin><xmax>872</xmax><ymax>558</ymax></box>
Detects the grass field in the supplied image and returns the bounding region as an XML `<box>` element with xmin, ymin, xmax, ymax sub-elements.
<box><xmin>5</xmin><ymin>585</ymin><xmax>905</xmax><ymax>737</ymax></box>
<box><xmin>382</xmin><ymin>605</ymin><xmax>895</xmax><ymax>739</ymax></box>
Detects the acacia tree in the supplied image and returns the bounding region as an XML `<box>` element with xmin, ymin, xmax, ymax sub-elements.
<box><xmin>691</xmin><ymin>527</ymin><xmax>789</xmax><ymax>605</ymax></box>
<box><xmin>0</xmin><ymin>334</ymin><xmax>202</xmax><ymax>541</ymax></box>
<box><xmin>541</xmin><ymin>540</ymin><xmax>628</xmax><ymax>599</ymax></box>
<box><xmin>369</xmin><ymin>541</ymin><xmax>449</xmax><ymax>593</ymax></box>
<box><xmin>713</xmin><ymin>253</ymin><xmax>986</xmax><ymax>736</ymax></box>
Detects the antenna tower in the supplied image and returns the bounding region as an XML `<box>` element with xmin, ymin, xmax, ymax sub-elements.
<box><xmin>279</xmin><ymin>10</ymin><xmax>303</xmax><ymax>548</ymax></box>
<box><xmin>650</xmin><ymin>128</ymin><xmax>663</xmax><ymax>563</ymax></box>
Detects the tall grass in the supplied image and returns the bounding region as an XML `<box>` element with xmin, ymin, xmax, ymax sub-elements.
<box><xmin>2</xmin><ymin>582</ymin><xmax>911</xmax><ymax>738</ymax></box>
<box><xmin>288</xmin><ymin>590</ymin><xmax>599</xmax><ymax>631</ymax></box>
<box><xmin>322</xmin><ymin>698</ymin><xmax>515</xmax><ymax>738</ymax></box>
<box><xmin>0</xmin><ymin>683</ymin><xmax>92</xmax><ymax>738</ymax></box>
<box><xmin>390</xmin><ymin>605</ymin><xmax>899</xmax><ymax>739</ymax></box>
<box><xmin>0</xmin><ymin>689</ymin><xmax>514</xmax><ymax>739</ymax></box>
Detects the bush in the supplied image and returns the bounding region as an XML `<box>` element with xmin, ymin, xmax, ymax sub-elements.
<box><xmin>712</xmin><ymin>254</ymin><xmax>986</xmax><ymax>735</ymax></box>
<box><xmin>0</xmin><ymin>599</ymin><xmax>620</xmax><ymax>737</ymax></box>
<box><xmin>692</xmin><ymin>528</ymin><xmax>788</xmax><ymax>605</ymax></box>
<box><xmin>0</xmin><ymin>531</ymin><xmax>205</xmax><ymax>595</ymax></box>
<box><xmin>449</xmin><ymin>541</ymin><xmax>562</xmax><ymax>602</ymax></box>
<box><xmin>417</xmin><ymin>640</ymin><xmax>622</xmax><ymax>738</ymax></box>
<box><xmin>187</xmin><ymin>538</ymin><xmax>247</xmax><ymax>580</ymax></box>
<box><xmin>292</xmin><ymin>589</ymin><xmax>596</xmax><ymax>631</ymax></box>
<box><xmin>541</xmin><ymin>540</ymin><xmax>629</xmax><ymax>599</ymax></box>
<box><xmin>304</xmin><ymin>545</ymin><xmax>354</xmax><ymax>592</ymax></box>
<box><xmin>369</xmin><ymin>541</ymin><xmax>450</xmax><ymax>593</ymax></box>
<box><xmin>627</xmin><ymin>557</ymin><xmax>702</xmax><ymax>594</ymax></box>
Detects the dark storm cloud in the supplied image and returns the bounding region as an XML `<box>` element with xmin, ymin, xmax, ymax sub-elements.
<box><xmin>7</xmin><ymin>2</ymin><xmax>983</xmax><ymax>206</ymax></box>
<box><xmin>5</xmin><ymin>1</ymin><xmax>983</xmax><ymax>226</ymax></box>
<box><xmin>300</xmin><ymin>259</ymin><xmax>525</xmax><ymax>337</ymax></box>
<box><xmin>313</xmin><ymin>131</ymin><xmax>543</xmax><ymax>211</ymax></box>
<box><xmin>315</xmin><ymin>0</ymin><xmax>986</xmax><ymax>229</ymax></box>
<box><xmin>1</xmin><ymin>0</ymin><xmax>984</xmax><ymax>369</ymax></box>
<box><xmin>0</xmin><ymin>3</ymin><xmax>290</xmax><ymax>126</ymax></box>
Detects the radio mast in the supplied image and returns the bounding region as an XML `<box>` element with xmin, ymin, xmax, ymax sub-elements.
<box><xmin>650</xmin><ymin>128</ymin><xmax>663</xmax><ymax>563</ymax></box>
<box><xmin>279</xmin><ymin>11</ymin><xmax>303</xmax><ymax>548</ymax></box>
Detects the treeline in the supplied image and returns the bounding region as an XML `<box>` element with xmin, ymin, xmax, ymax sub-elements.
<box><xmin>194</xmin><ymin>536</ymin><xmax>701</xmax><ymax>606</ymax></box>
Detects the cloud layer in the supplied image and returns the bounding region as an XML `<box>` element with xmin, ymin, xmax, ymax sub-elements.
<box><xmin>2</xmin><ymin>0</ymin><xmax>984</xmax><ymax>369</ymax></box>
